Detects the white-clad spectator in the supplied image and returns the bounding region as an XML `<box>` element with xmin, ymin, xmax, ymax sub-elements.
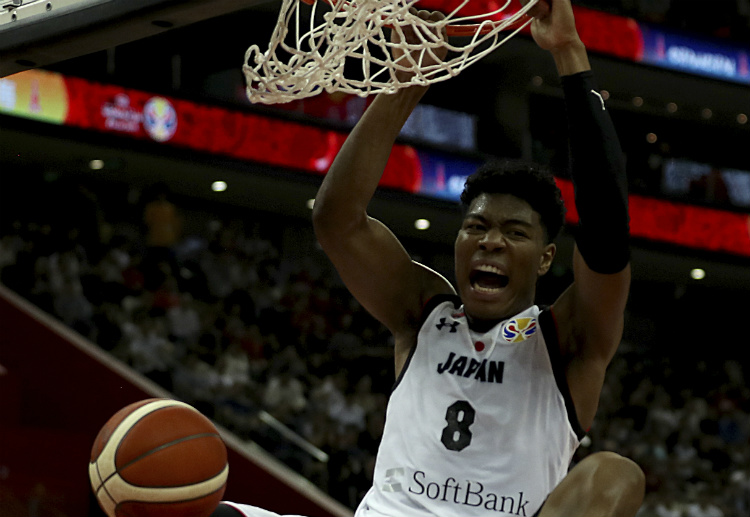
<box><xmin>216</xmin><ymin>340</ymin><xmax>252</xmax><ymax>392</ymax></box>
<box><xmin>263</xmin><ymin>366</ymin><xmax>307</xmax><ymax>423</ymax></box>
<box><xmin>126</xmin><ymin>319</ymin><xmax>176</xmax><ymax>377</ymax></box>
<box><xmin>167</xmin><ymin>293</ymin><xmax>202</xmax><ymax>344</ymax></box>
<box><xmin>172</xmin><ymin>353</ymin><xmax>221</xmax><ymax>404</ymax></box>
<box><xmin>330</xmin><ymin>392</ymin><xmax>366</xmax><ymax>433</ymax></box>
<box><xmin>651</xmin><ymin>492</ymin><xmax>684</xmax><ymax>517</ymax></box>
<box><xmin>53</xmin><ymin>278</ymin><xmax>94</xmax><ymax>335</ymax></box>
<box><xmin>684</xmin><ymin>493</ymin><xmax>724</xmax><ymax>517</ymax></box>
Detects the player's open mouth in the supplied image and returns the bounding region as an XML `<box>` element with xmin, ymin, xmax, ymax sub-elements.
<box><xmin>470</xmin><ymin>264</ymin><xmax>509</xmax><ymax>294</ymax></box>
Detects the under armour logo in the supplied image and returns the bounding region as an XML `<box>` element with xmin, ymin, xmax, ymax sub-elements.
<box><xmin>590</xmin><ymin>89</ymin><xmax>606</xmax><ymax>111</ymax></box>
<box><xmin>436</xmin><ymin>318</ymin><xmax>460</xmax><ymax>332</ymax></box>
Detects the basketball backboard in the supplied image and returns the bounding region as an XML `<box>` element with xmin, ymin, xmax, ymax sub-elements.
<box><xmin>0</xmin><ymin>0</ymin><xmax>267</xmax><ymax>78</ymax></box>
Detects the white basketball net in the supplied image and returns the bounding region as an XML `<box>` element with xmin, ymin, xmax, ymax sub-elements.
<box><xmin>244</xmin><ymin>0</ymin><xmax>540</xmax><ymax>104</ymax></box>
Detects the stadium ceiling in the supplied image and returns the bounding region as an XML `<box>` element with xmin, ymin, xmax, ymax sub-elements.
<box><xmin>0</xmin><ymin>0</ymin><xmax>269</xmax><ymax>78</ymax></box>
<box><xmin>3</xmin><ymin>0</ymin><xmax>750</xmax><ymax>126</ymax></box>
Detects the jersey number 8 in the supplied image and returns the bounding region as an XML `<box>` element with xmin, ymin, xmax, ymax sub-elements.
<box><xmin>440</xmin><ymin>400</ymin><xmax>476</xmax><ymax>451</ymax></box>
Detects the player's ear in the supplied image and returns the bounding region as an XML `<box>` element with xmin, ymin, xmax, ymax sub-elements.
<box><xmin>538</xmin><ymin>243</ymin><xmax>556</xmax><ymax>276</ymax></box>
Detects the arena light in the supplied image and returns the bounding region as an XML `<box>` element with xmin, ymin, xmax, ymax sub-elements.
<box><xmin>414</xmin><ymin>219</ymin><xmax>431</xmax><ymax>230</ymax></box>
<box><xmin>211</xmin><ymin>181</ymin><xmax>227</xmax><ymax>192</ymax></box>
<box><xmin>89</xmin><ymin>159</ymin><xmax>105</xmax><ymax>170</ymax></box>
<box><xmin>306</xmin><ymin>198</ymin><xmax>315</xmax><ymax>210</ymax></box>
<box><xmin>690</xmin><ymin>268</ymin><xmax>706</xmax><ymax>280</ymax></box>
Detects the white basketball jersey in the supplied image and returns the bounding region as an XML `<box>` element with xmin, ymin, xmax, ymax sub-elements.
<box><xmin>355</xmin><ymin>296</ymin><xmax>584</xmax><ymax>517</ymax></box>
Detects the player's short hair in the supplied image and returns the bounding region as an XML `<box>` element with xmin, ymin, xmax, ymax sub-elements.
<box><xmin>460</xmin><ymin>160</ymin><xmax>566</xmax><ymax>243</ymax></box>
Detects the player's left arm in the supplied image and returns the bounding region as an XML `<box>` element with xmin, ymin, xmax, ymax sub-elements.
<box><xmin>530</xmin><ymin>0</ymin><xmax>631</xmax><ymax>431</ymax></box>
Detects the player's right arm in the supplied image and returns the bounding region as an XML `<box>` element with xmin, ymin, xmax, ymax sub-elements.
<box><xmin>313</xmin><ymin>86</ymin><xmax>454</xmax><ymax>372</ymax></box>
<box><xmin>312</xmin><ymin>14</ymin><xmax>453</xmax><ymax>374</ymax></box>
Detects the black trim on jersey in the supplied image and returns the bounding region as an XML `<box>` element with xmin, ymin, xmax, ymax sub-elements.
<box><xmin>419</xmin><ymin>293</ymin><xmax>461</xmax><ymax>328</ymax></box>
<box><xmin>532</xmin><ymin>497</ymin><xmax>547</xmax><ymax>517</ymax></box>
<box><xmin>391</xmin><ymin>336</ymin><xmax>418</xmax><ymax>393</ymax></box>
<box><xmin>392</xmin><ymin>294</ymin><xmax>461</xmax><ymax>392</ymax></box>
<box><xmin>538</xmin><ymin>308</ymin><xmax>587</xmax><ymax>440</ymax></box>
<box><xmin>210</xmin><ymin>503</ymin><xmax>244</xmax><ymax>517</ymax></box>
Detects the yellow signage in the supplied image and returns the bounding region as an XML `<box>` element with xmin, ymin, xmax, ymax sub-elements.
<box><xmin>0</xmin><ymin>69</ymin><xmax>69</xmax><ymax>123</ymax></box>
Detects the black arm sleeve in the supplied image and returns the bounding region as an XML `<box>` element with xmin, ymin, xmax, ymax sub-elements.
<box><xmin>562</xmin><ymin>70</ymin><xmax>630</xmax><ymax>274</ymax></box>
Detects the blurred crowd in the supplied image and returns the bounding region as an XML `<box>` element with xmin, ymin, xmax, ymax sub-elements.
<box><xmin>1</xmin><ymin>177</ymin><xmax>749</xmax><ymax>516</ymax></box>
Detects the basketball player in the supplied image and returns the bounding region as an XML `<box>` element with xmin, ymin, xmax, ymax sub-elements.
<box><xmin>214</xmin><ymin>0</ymin><xmax>645</xmax><ymax>516</ymax></box>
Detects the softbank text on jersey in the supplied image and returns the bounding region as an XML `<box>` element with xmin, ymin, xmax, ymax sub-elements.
<box><xmin>410</xmin><ymin>471</ymin><xmax>531</xmax><ymax>515</ymax></box>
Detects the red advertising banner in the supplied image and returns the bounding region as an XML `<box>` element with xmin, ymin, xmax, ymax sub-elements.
<box><xmin>0</xmin><ymin>70</ymin><xmax>420</xmax><ymax>193</ymax></box>
<box><xmin>413</xmin><ymin>1</ymin><xmax>645</xmax><ymax>62</ymax></box>
<box><xmin>60</xmin><ymin>74</ymin><xmax>422</xmax><ymax>193</ymax></box>
<box><xmin>557</xmin><ymin>179</ymin><xmax>750</xmax><ymax>257</ymax></box>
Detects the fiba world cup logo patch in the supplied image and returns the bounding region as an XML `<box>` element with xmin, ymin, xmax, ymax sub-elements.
<box><xmin>143</xmin><ymin>97</ymin><xmax>178</xmax><ymax>142</ymax></box>
<box><xmin>502</xmin><ymin>317</ymin><xmax>537</xmax><ymax>342</ymax></box>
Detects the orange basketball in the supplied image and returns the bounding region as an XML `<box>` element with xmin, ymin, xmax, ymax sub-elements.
<box><xmin>89</xmin><ymin>398</ymin><xmax>228</xmax><ymax>517</ymax></box>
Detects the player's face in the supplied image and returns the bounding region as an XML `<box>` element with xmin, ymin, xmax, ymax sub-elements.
<box><xmin>454</xmin><ymin>193</ymin><xmax>556</xmax><ymax>323</ymax></box>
